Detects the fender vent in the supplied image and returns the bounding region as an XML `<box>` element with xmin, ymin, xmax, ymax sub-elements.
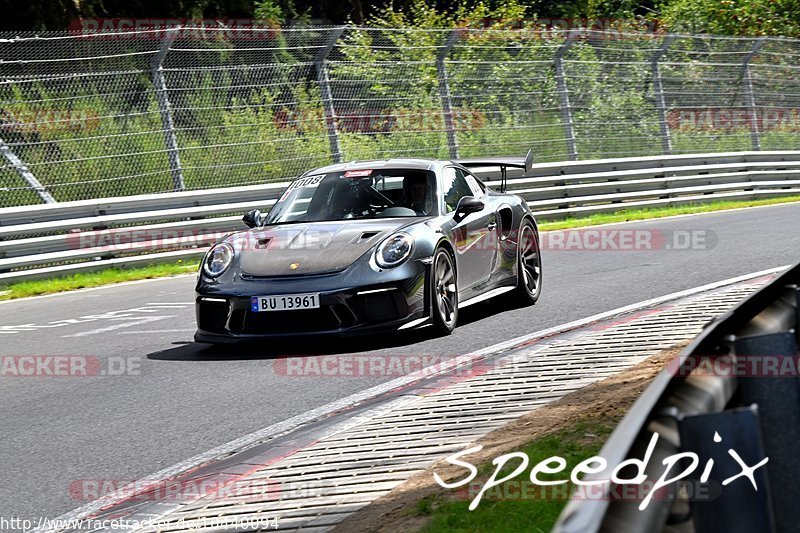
<box><xmin>256</xmin><ymin>238</ymin><xmax>272</xmax><ymax>249</ymax></box>
<box><xmin>359</xmin><ymin>231</ymin><xmax>381</xmax><ymax>242</ymax></box>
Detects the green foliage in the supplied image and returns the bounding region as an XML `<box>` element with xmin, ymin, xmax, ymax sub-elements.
<box><xmin>366</xmin><ymin>0</ymin><xmax>529</xmax><ymax>28</ymax></box>
<box><xmin>657</xmin><ymin>0</ymin><xmax>800</xmax><ymax>37</ymax></box>
<box><xmin>4</xmin><ymin>0</ymin><xmax>800</xmax><ymax>206</ymax></box>
<box><xmin>0</xmin><ymin>260</ymin><xmax>199</xmax><ymax>300</ymax></box>
<box><xmin>254</xmin><ymin>0</ymin><xmax>285</xmax><ymax>22</ymax></box>
<box><xmin>254</xmin><ymin>0</ymin><xmax>311</xmax><ymax>24</ymax></box>
<box><xmin>421</xmin><ymin>419</ymin><xmax>616</xmax><ymax>533</ymax></box>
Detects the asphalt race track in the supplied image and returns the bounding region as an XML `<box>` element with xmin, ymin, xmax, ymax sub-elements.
<box><xmin>2</xmin><ymin>202</ymin><xmax>800</xmax><ymax>522</ymax></box>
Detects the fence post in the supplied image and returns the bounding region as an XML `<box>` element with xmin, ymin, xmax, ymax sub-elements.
<box><xmin>651</xmin><ymin>35</ymin><xmax>676</xmax><ymax>155</ymax></box>
<box><xmin>555</xmin><ymin>32</ymin><xmax>578</xmax><ymax>161</ymax></box>
<box><xmin>0</xmin><ymin>136</ymin><xmax>55</xmax><ymax>204</ymax></box>
<box><xmin>316</xmin><ymin>27</ymin><xmax>346</xmax><ymax>165</ymax></box>
<box><xmin>151</xmin><ymin>27</ymin><xmax>185</xmax><ymax>192</ymax></box>
<box><xmin>437</xmin><ymin>30</ymin><xmax>460</xmax><ymax>160</ymax></box>
<box><xmin>742</xmin><ymin>38</ymin><xmax>766</xmax><ymax>151</ymax></box>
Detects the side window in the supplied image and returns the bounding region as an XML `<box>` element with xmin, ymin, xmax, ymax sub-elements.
<box><xmin>462</xmin><ymin>170</ymin><xmax>486</xmax><ymax>198</ymax></box>
<box><xmin>442</xmin><ymin>167</ymin><xmax>474</xmax><ymax>213</ymax></box>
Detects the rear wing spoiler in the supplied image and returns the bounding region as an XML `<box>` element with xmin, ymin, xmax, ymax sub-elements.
<box><xmin>455</xmin><ymin>149</ymin><xmax>533</xmax><ymax>193</ymax></box>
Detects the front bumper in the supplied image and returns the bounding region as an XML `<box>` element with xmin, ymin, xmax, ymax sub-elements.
<box><xmin>194</xmin><ymin>263</ymin><xmax>428</xmax><ymax>342</ymax></box>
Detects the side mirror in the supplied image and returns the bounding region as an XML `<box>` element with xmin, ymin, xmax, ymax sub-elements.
<box><xmin>455</xmin><ymin>196</ymin><xmax>484</xmax><ymax>217</ymax></box>
<box><xmin>242</xmin><ymin>209</ymin><xmax>262</xmax><ymax>228</ymax></box>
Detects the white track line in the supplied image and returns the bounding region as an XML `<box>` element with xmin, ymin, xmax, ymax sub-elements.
<box><xmin>40</xmin><ymin>264</ymin><xmax>788</xmax><ymax>529</ymax></box>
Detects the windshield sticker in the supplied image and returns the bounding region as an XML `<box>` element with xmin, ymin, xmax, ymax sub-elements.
<box><xmin>280</xmin><ymin>174</ymin><xmax>325</xmax><ymax>201</ymax></box>
<box><xmin>344</xmin><ymin>169</ymin><xmax>373</xmax><ymax>178</ymax></box>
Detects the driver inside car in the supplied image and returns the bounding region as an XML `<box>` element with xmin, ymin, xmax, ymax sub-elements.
<box><xmin>328</xmin><ymin>178</ymin><xmax>372</xmax><ymax>219</ymax></box>
<box><xmin>403</xmin><ymin>173</ymin><xmax>431</xmax><ymax>216</ymax></box>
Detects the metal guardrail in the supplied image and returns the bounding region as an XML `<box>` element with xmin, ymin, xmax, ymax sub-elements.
<box><xmin>553</xmin><ymin>263</ymin><xmax>800</xmax><ymax>533</ymax></box>
<box><xmin>2</xmin><ymin>150</ymin><xmax>800</xmax><ymax>283</ymax></box>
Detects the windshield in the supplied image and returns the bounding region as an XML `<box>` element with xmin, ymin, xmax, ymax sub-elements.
<box><xmin>264</xmin><ymin>168</ymin><xmax>438</xmax><ymax>224</ymax></box>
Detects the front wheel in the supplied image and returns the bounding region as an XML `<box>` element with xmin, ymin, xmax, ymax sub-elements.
<box><xmin>514</xmin><ymin>220</ymin><xmax>542</xmax><ymax>305</ymax></box>
<box><xmin>430</xmin><ymin>247</ymin><xmax>458</xmax><ymax>334</ymax></box>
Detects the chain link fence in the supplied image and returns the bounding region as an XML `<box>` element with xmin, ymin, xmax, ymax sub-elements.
<box><xmin>2</xmin><ymin>26</ymin><xmax>800</xmax><ymax>207</ymax></box>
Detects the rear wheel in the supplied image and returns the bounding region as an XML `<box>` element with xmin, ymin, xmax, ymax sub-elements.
<box><xmin>514</xmin><ymin>220</ymin><xmax>542</xmax><ymax>305</ymax></box>
<box><xmin>430</xmin><ymin>247</ymin><xmax>458</xmax><ymax>334</ymax></box>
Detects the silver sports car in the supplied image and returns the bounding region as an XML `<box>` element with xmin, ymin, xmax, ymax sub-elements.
<box><xmin>195</xmin><ymin>152</ymin><xmax>541</xmax><ymax>343</ymax></box>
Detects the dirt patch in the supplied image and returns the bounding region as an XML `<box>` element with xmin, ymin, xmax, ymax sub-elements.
<box><xmin>333</xmin><ymin>343</ymin><xmax>687</xmax><ymax>533</ymax></box>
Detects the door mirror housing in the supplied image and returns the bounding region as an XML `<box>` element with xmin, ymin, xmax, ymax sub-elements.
<box><xmin>455</xmin><ymin>196</ymin><xmax>484</xmax><ymax>218</ymax></box>
<box><xmin>242</xmin><ymin>209</ymin><xmax>262</xmax><ymax>228</ymax></box>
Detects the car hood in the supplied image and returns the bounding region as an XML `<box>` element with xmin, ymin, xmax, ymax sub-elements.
<box><xmin>235</xmin><ymin>218</ymin><xmax>415</xmax><ymax>277</ymax></box>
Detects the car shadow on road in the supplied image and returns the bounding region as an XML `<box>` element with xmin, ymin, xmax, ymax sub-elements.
<box><xmin>146</xmin><ymin>295</ymin><xmax>528</xmax><ymax>362</ymax></box>
<box><xmin>146</xmin><ymin>328</ymin><xmax>437</xmax><ymax>362</ymax></box>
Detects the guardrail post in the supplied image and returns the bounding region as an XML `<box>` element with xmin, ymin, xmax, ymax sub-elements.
<box><xmin>555</xmin><ymin>32</ymin><xmax>578</xmax><ymax>161</ymax></box>
<box><xmin>316</xmin><ymin>27</ymin><xmax>346</xmax><ymax>164</ymax></box>
<box><xmin>437</xmin><ymin>30</ymin><xmax>460</xmax><ymax>160</ymax></box>
<box><xmin>151</xmin><ymin>28</ymin><xmax>185</xmax><ymax>192</ymax></box>
<box><xmin>0</xmin><ymin>136</ymin><xmax>55</xmax><ymax>204</ymax></box>
<box><xmin>742</xmin><ymin>38</ymin><xmax>766</xmax><ymax>151</ymax></box>
<box><xmin>651</xmin><ymin>35</ymin><xmax>675</xmax><ymax>155</ymax></box>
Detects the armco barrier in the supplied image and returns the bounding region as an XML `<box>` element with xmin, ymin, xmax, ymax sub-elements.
<box><xmin>553</xmin><ymin>263</ymin><xmax>800</xmax><ymax>533</ymax></box>
<box><xmin>2</xmin><ymin>151</ymin><xmax>800</xmax><ymax>283</ymax></box>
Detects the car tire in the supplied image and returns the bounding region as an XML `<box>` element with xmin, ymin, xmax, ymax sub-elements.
<box><xmin>430</xmin><ymin>247</ymin><xmax>458</xmax><ymax>334</ymax></box>
<box><xmin>514</xmin><ymin>219</ymin><xmax>542</xmax><ymax>305</ymax></box>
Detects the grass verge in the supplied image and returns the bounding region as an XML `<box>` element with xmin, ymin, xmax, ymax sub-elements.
<box><xmin>331</xmin><ymin>345</ymin><xmax>683</xmax><ymax>533</ymax></box>
<box><xmin>2</xmin><ymin>195</ymin><xmax>799</xmax><ymax>300</ymax></box>
<box><xmin>0</xmin><ymin>260</ymin><xmax>199</xmax><ymax>301</ymax></box>
<box><xmin>416</xmin><ymin>417</ymin><xmax>617</xmax><ymax>532</ymax></box>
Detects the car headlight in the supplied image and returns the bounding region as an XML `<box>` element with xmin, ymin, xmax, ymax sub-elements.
<box><xmin>375</xmin><ymin>232</ymin><xmax>414</xmax><ymax>269</ymax></box>
<box><xmin>203</xmin><ymin>242</ymin><xmax>234</xmax><ymax>277</ymax></box>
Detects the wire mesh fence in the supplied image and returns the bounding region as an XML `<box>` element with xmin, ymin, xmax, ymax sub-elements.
<box><xmin>2</xmin><ymin>26</ymin><xmax>800</xmax><ymax>207</ymax></box>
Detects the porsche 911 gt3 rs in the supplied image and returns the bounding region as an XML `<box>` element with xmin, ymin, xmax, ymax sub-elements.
<box><xmin>195</xmin><ymin>152</ymin><xmax>541</xmax><ymax>343</ymax></box>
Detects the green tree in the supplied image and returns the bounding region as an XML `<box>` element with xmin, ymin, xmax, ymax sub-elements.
<box><xmin>657</xmin><ymin>0</ymin><xmax>800</xmax><ymax>37</ymax></box>
<box><xmin>0</xmin><ymin>0</ymin><xmax>78</xmax><ymax>31</ymax></box>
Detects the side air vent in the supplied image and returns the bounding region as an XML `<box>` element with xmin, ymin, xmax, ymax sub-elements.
<box><xmin>359</xmin><ymin>231</ymin><xmax>381</xmax><ymax>242</ymax></box>
<box><xmin>256</xmin><ymin>238</ymin><xmax>272</xmax><ymax>249</ymax></box>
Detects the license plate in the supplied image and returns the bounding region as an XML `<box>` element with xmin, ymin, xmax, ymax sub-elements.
<box><xmin>250</xmin><ymin>293</ymin><xmax>320</xmax><ymax>312</ymax></box>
